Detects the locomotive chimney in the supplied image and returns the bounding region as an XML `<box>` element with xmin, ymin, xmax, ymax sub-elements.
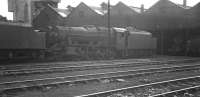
<box><xmin>183</xmin><ymin>0</ymin><xmax>187</xmax><ymax>7</ymax></box>
<box><xmin>141</xmin><ymin>4</ymin><xmax>144</xmax><ymax>13</ymax></box>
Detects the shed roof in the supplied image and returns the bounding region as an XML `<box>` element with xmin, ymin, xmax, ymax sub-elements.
<box><xmin>129</xmin><ymin>6</ymin><xmax>147</xmax><ymax>13</ymax></box>
<box><xmin>146</xmin><ymin>0</ymin><xmax>187</xmax><ymax>15</ymax></box>
<box><xmin>48</xmin><ymin>5</ymin><xmax>71</xmax><ymax>18</ymax></box>
<box><xmin>54</xmin><ymin>8</ymin><xmax>71</xmax><ymax>17</ymax></box>
<box><xmin>66</xmin><ymin>2</ymin><xmax>102</xmax><ymax>17</ymax></box>
<box><xmin>89</xmin><ymin>6</ymin><xmax>106</xmax><ymax>15</ymax></box>
<box><xmin>113</xmin><ymin>27</ymin><xmax>152</xmax><ymax>35</ymax></box>
<box><xmin>110</xmin><ymin>2</ymin><xmax>139</xmax><ymax>15</ymax></box>
<box><xmin>189</xmin><ymin>2</ymin><xmax>200</xmax><ymax>12</ymax></box>
<box><xmin>113</xmin><ymin>27</ymin><xmax>127</xmax><ymax>32</ymax></box>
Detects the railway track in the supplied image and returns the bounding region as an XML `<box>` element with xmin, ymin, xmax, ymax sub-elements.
<box><xmin>151</xmin><ymin>85</ymin><xmax>200</xmax><ymax>97</ymax></box>
<box><xmin>0</xmin><ymin>59</ymin><xmax>199</xmax><ymax>76</ymax></box>
<box><xmin>0</xmin><ymin>58</ymin><xmax>198</xmax><ymax>70</ymax></box>
<box><xmin>0</xmin><ymin>59</ymin><xmax>144</xmax><ymax>69</ymax></box>
<box><xmin>76</xmin><ymin>76</ymin><xmax>200</xmax><ymax>97</ymax></box>
<box><xmin>0</xmin><ymin>64</ymin><xmax>200</xmax><ymax>95</ymax></box>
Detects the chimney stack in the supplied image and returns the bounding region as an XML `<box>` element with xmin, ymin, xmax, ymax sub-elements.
<box><xmin>183</xmin><ymin>0</ymin><xmax>187</xmax><ymax>7</ymax></box>
<box><xmin>141</xmin><ymin>4</ymin><xmax>144</xmax><ymax>13</ymax></box>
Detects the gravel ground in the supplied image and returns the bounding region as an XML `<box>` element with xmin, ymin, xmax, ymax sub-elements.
<box><xmin>1</xmin><ymin>62</ymin><xmax>200</xmax><ymax>83</ymax></box>
<box><xmin>194</xmin><ymin>91</ymin><xmax>200</xmax><ymax>97</ymax></box>
<box><xmin>7</xmin><ymin>69</ymin><xmax>200</xmax><ymax>97</ymax></box>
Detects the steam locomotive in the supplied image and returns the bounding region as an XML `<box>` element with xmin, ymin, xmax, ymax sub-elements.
<box><xmin>46</xmin><ymin>26</ymin><xmax>157</xmax><ymax>60</ymax></box>
<box><xmin>2</xmin><ymin>22</ymin><xmax>200</xmax><ymax>61</ymax></box>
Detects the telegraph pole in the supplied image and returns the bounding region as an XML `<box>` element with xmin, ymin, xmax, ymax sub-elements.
<box><xmin>107</xmin><ymin>0</ymin><xmax>112</xmax><ymax>58</ymax></box>
<box><xmin>108</xmin><ymin>0</ymin><xmax>111</xmax><ymax>33</ymax></box>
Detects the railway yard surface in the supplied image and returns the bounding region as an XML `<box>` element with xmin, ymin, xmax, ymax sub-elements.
<box><xmin>0</xmin><ymin>56</ymin><xmax>200</xmax><ymax>97</ymax></box>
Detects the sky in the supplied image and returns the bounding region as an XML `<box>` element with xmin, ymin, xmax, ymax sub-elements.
<box><xmin>0</xmin><ymin>0</ymin><xmax>200</xmax><ymax>20</ymax></box>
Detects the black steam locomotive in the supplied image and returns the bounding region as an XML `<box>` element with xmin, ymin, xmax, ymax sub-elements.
<box><xmin>46</xmin><ymin>26</ymin><xmax>157</xmax><ymax>60</ymax></box>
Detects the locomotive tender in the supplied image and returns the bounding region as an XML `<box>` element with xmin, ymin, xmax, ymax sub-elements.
<box><xmin>0</xmin><ymin>22</ymin><xmax>46</xmax><ymax>60</ymax></box>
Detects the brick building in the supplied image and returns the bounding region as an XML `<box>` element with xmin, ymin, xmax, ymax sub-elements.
<box><xmin>64</xmin><ymin>2</ymin><xmax>103</xmax><ymax>26</ymax></box>
<box><xmin>33</xmin><ymin>4</ymin><xmax>68</xmax><ymax>30</ymax></box>
<box><xmin>107</xmin><ymin>2</ymin><xmax>141</xmax><ymax>27</ymax></box>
